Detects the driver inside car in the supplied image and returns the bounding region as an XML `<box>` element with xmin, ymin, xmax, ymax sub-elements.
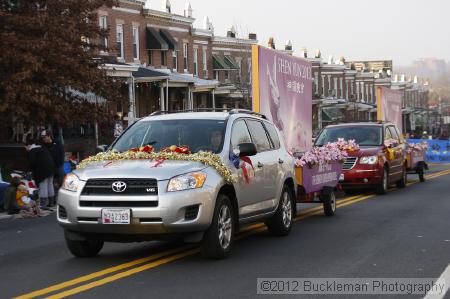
<box><xmin>362</xmin><ymin>131</ymin><xmax>379</xmax><ymax>145</ymax></box>
<box><xmin>210</xmin><ymin>129</ymin><xmax>223</xmax><ymax>153</ymax></box>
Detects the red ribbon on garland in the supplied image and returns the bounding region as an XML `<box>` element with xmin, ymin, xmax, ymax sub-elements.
<box><xmin>240</xmin><ymin>156</ymin><xmax>255</xmax><ymax>184</ymax></box>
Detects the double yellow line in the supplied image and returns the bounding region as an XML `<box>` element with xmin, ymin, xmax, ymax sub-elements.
<box><xmin>15</xmin><ymin>168</ymin><xmax>450</xmax><ymax>299</ymax></box>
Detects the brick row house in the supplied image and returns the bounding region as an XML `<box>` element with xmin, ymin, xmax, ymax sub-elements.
<box><xmin>96</xmin><ymin>0</ymin><xmax>256</xmax><ymax>123</ymax></box>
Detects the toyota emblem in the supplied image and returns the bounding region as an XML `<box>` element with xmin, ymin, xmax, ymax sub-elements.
<box><xmin>111</xmin><ymin>181</ymin><xmax>127</xmax><ymax>193</ymax></box>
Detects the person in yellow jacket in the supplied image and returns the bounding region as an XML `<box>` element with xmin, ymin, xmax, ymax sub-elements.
<box><xmin>16</xmin><ymin>184</ymin><xmax>39</xmax><ymax>216</ymax></box>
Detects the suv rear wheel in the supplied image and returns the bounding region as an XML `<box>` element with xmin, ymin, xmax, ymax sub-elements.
<box><xmin>376</xmin><ymin>167</ymin><xmax>388</xmax><ymax>195</ymax></box>
<box><xmin>65</xmin><ymin>234</ymin><xmax>104</xmax><ymax>257</ymax></box>
<box><xmin>265</xmin><ymin>185</ymin><xmax>294</xmax><ymax>236</ymax></box>
<box><xmin>201</xmin><ymin>194</ymin><xmax>234</xmax><ymax>259</ymax></box>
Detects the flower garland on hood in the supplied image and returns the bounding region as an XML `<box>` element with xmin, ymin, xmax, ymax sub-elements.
<box><xmin>295</xmin><ymin>139</ymin><xmax>359</xmax><ymax>168</ymax></box>
<box><xmin>77</xmin><ymin>145</ymin><xmax>236</xmax><ymax>184</ymax></box>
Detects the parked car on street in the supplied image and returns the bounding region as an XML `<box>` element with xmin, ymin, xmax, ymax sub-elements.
<box><xmin>58</xmin><ymin>110</ymin><xmax>297</xmax><ymax>259</ymax></box>
<box><xmin>315</xmin><ymin>122</ymin><xmax>407</xmax><ymax>194</ymax></box>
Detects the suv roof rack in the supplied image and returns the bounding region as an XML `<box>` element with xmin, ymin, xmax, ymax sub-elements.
<box><xmin>228</xmin><ymin>109</ymin><xmax>267</xmax><ymax>119</ymax></box>
<box><xmin>150</xmin><ymin>109</ymin><xmax>267</xmax><ymax>119</ymax></box>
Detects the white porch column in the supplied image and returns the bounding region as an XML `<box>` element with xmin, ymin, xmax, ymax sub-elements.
<box><xmin>128</xmin><ymin>77</ymin><xmax>136</xmax><ymax>124</ymax></box>
<box><xmin>160</xmin><ymin>84</ymin><xmax>165</xmax><ymax>111</ymax></box>
<box><xmin>212</xmin><ymin>89</ymin><xmax>216</xmax><ymax>109</ymax></box>
<box><xmin>166</xmin><ymin>79</ymin><xmax>169</xmax><ymax>111</ymax></box>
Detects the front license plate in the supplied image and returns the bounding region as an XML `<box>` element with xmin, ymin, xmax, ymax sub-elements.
<box><xmin>102</xmin><ymin>209</ymin><xmax>131</xmax><ymax>224</ymax></box>
<box><xmin>339</xmin><ymin>173</ymin><xmax>345</xmax><ymax>181</ymax></box>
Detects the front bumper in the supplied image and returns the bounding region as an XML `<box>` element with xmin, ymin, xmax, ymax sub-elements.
<box><xmin>57</xmin><ymin>178</ymin><xmax>221</xmax><ymax>237</ymax></box>
<box><xmin>340</xmin><ymin>167</ymin><xmax>383</xmax><ymax>188</ymax></box>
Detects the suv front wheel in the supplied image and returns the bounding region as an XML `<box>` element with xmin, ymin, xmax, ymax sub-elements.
<box><xmin>376</xmin><ymin>167</ymin><xmax>388</xmax><ymax>195</ymax></box>
<box><xmin>201</xmin><ymin>194</ymin><xmax>234</xmax><ymax>259</ymax></box>
<box><xmin>65</xmin><ymin>233</ymin><xmax>104</xmax><ymax>257</ymax></box>
<box><xmin>265</xmin><ymin>185</ymin><xmax>294</xmax><ymax>236</ymax></box>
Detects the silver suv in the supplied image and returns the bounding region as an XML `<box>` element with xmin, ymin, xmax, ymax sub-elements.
<box><xmin>58</xmin><ymin>110</ymin><xmax>296</xmax><ymax>259</ymax></box>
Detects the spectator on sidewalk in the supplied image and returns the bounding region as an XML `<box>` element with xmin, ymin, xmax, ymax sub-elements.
<box><xmin>25</xmin><ymin>136</ymin><xmax>55</xmax><ymax>210</ymax></box>
<box><xmin>3</xmin><ymin>177</ymin><xmax>20</xmax><ymax>215</ymax></box>
<box><xmin>41</xmin><ymin>130</ymin><xmax>64</xmax><ymax>206</ymax></box>
<box><xmin>16</xmin><ymin>184</ymin><xmax>39</xmax><ymax>217</ymax></box>
<box><xmin>113</xmin><ymin>114</ymin><xmax>124</xmax><ymax>138</ymax></box>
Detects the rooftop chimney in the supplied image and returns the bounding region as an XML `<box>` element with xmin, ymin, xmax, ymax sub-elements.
<box><xmin>184</xmin><ymin>2</ymin><xmax>192</xmax><ymax>18</ymax></box>
<box><xmin>328</xmin><ymin>55</ymin><xmax>334</xmax><ymax>65</ymax></box>
<box><xmin>226</xmin><ymin>25</ymin><xmax>236</xmax><ymax>38</ymax></box>
<box><xmin>315</xmin><ymin>49</ymin><xmax>321</xmax><ymax>58</ymax></box>
<box><xmin>300</xmin><ymin>47</ymin><xmax>307</xmax><ymax>58</ymax></box>
<box><xmin>268</xmin><ymin>37</ymin><xmax>275</xmax><ymax>49</ymax></box>
<box><xmin>285</xmin><ymin>40</ymin><xmax>292</xmax><ymax>51</ymax></box>
<box><xmin>248</xmin><ymin>33</ymin><xmax>257</xmax><ymax>40</ymax></box>
<box><xmin>162</xmin><ymin>0</ymin><xmax>171</xmax><ymax>13</ymax></box>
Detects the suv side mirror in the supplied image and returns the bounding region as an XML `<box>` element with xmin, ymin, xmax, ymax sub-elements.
<box><xmin>237</xmin><ymin>143</ymin><xmax>257</xmax><ymax>157</ymax></box>
<box><xmin>96</xmin><ymin>144</ymin><xmax>109</xmax><ymax>153</ymax></box>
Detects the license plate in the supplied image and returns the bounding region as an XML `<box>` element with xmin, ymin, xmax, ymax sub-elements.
<box><xmin>339</xmin><ymin>173</ymin><xmax>345</xmax><ymax>181</ymax></box>
<box><xmin>102</xmin><ymin>209</ymin><xmax>131</xmax><ymax>224</ymax></box>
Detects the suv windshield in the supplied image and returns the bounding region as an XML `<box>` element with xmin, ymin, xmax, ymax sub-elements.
<box><xmin>112</xmin><ymin>119</ymin><xmax>226</xmax><ymax>154</ymax></box>
<box><xmin>315</xmin><ymin>126</ymin><xmax>382</xmax><ymax>146</ymax></box>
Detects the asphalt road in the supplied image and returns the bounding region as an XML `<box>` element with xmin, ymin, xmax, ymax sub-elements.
<box><xmin>1</xmin><ymin>165</ymin><xmax>450</xmax><ymax>299</ymax></box>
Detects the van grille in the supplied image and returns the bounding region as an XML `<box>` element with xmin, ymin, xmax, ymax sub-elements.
<box><xmin>81</xmin><ymin>179</ymin><xmax>158</xmax><ymax>196</ymax></box>
<box><xmin>343</xmin><ymin>157</ymin><xmax>357</xmax><ymax>170</ymax></box>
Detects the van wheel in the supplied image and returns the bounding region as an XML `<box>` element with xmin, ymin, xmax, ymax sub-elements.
<box><xmin>65</xmin><ymin>236</ymin><xmax>103</xmax><ymax>257</ymax></box>
<box><xmin>265</xmin><ymin>185</ymin><xmax>294</xmax><ymax>236</ymax></box>
<box><xmin>201</xmin><ymin>194</ymin><xmax>234</xmax><ymax>259</ymax></box>
<box><xmin>396</xmin><ymin>165</ymin><xmax>407</xmax><ymax>188</ymax></box>
<box><xmin>322</xmin><ymin>190</ymin><xmax>336</xmax><ymax>216</ymax></box>
<box><xmin>376</xmin><ymin>167</ymin><xmax>388</xmax><ymax>195</ymax></box>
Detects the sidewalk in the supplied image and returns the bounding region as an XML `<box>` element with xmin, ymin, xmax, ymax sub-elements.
<box><xmin>0</xmin><ymin>209</ymin><xmax>55</xmax><ymax>221</ymax></box>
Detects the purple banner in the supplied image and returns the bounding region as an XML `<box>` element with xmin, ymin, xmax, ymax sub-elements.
<box><xmin>300</xmin><ymin>162</ymin><xmax>342</xmax><ymax>194</ymax></box>
<box><xmin>379</xmin><ymin>87</ymin><xmax>403</xmax><ymax>132</ymax></box>
<box><xmin>254</xmin><ymin>46</ymin><xmax>313</xmax><ymax>153</ymax></box>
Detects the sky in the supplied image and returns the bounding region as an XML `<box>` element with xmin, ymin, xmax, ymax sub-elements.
<box><xmin>150</xmin><ymin>0</ymin><xmax>450</xmax><ymax>66</ymax></box>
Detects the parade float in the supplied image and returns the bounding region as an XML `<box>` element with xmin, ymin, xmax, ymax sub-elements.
<box><xmin>252</xmin><ymin>45</ymin><xmax>347</xmax><ymax>216</ymax></box>
<box><xmin>377</xmin><ymin>87</ymin><xmax>428</xmax><ymax>182</ymax></box>
<box><xmin>405</xmin><ymin>141</ymin><xmax>429</xmax><ymax>182</ymax></box>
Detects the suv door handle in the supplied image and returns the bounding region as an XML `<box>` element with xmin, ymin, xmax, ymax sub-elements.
<box><xmin>278</xmin><ymin>158</ymin><xmax>284</xmax><ymax>164</ymax></box>
<box><xmin>257</xmin><ymin>162</ymin><xmax>264</xmax><ymax>168</ymax></box>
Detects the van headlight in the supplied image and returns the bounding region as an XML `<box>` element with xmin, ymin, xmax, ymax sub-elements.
<box><xmin>167</xmin><ymin>172</ymin><xmax>207</xmax><ymax>192</ymax></box>
<box><xmin>62</xmin><ymin>173</ymin><xmax>81</xmax><ymax>192</ymax></box>
<box><xmin>359</xmin><ymin>156</ymin><xmax>378</xmax><ymax>165</ymax></box>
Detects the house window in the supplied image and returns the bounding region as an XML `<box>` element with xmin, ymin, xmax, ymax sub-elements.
<box><xmin>99</xmin><ymin>16</ymin><xmax>108</xmax><ymax>50</ymax></box>
<box><xmin>202</xmin><ymin>48</ymin><xmax>207</xmax><ymax>78</ymax></box>
<box><xmin>132</xmin><ymin>27</ymin><xmax>139</xmax><ymax>60</ymax></box>
<box><xmin>193</xmin><ymin>48</ymin><xmax>198</xmax><ymax>76</ymax></box>
<box><xmin>225</xmin><ymin>71</ymin><xmax>230</xmax><ymax>82</ymax></box>
<box><xmin>356</xmin><ymin>81</ymin><xmax>360</xmax><ymax>101</ymax></box>
<box><xmin>148</xmin><ymin>50</ymin><xmax>153</xmax><ymax>65</ymax></box>
<box><xmin>161</xmin><ymin>51</ymin><xmax>167</xmax><ymax>66</ymax></box>
<box><xmin>116</xmin><ymin>24</ymin><xmax>124</xmax><ymax>59</ymax></box>
<box><xmin>172</xmin><ymin>51</ymin><xmax>177</xmax><ymax>71</ymax></box>
<box><xmin>183</xmin><ymin>43</ymin><xmax>188</xmax><ymax>71</ymax></box>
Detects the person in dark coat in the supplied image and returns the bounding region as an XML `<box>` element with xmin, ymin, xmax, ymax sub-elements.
<box><xmin>41</xmin><ymin>130</ymin><xmax>65</xmax><ymax>206</ymax></box>
<box><xmin>25</xmin><ymin>136</ymin><xmax>55</xmax><ymax>209</ymax></box>
<box><xmin>3</xmin><ymin>177</ymin><xmax>20</xmax><ymax>215</ymax></box>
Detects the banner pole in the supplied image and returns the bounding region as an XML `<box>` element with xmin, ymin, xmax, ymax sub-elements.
<box><xmin>376</xmin><ymin>86</ymin><xmax>382</xmax><ymax>121</ymax></box>
<box><xmin>251</xmin><ymin>45</ymin><xmax>260</xmax><ymax>112</ymax></box>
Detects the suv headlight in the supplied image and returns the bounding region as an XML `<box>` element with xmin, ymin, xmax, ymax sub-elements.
<box><xmin>167</xmin><ymin>172</ymin><xmax>207</xmax><ymax>192</ymax></box>
<box><xmin>62</xmin><ymin>173</ymin><xmax>81</xmax><ymax>192</ymax></box>
<box><xmin>359</xmin><ymin>156</ymin><xmax>378</xmax><ymax>165</ymax></box>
